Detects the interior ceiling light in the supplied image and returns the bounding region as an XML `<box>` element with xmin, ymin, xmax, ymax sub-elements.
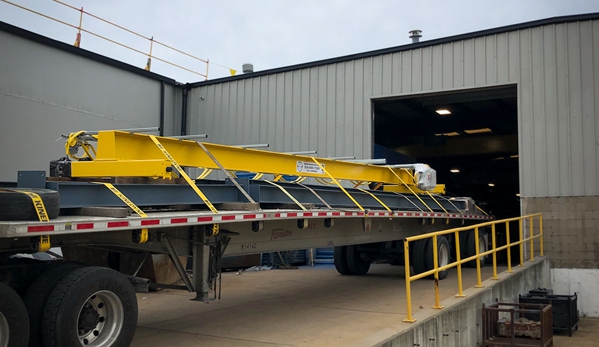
<box><xmin>435</xmin><ymin>109</ymin><xmax>451</xmax><ymax>115</ymax></box>
<box><xmin>450</xmin><ymin>169</ymin><xmax>460</xmax><ymax>173</ymax></box>
<box><xmin>464</xmin><ymin>128</ymin><xmax>492</xmax><ymax>134</ymax></box>
<box><xmin>442</xmin><ymin>132</ymin><xmax>460</xmax><ymax>136</ymax></box>
<box><xmin>516</xmin><ymin>193</ymin><xmax>521</xmax><ymax>197</ymax></box>
<box><xmin>488</xmin><ymin>183</ymin><xmax>495</xmax><ymax>187</ymax></box>
<box><xmin>510</xmin><ymin>154</ymin><xmax>519</xmax><ymax>158</ymax></box>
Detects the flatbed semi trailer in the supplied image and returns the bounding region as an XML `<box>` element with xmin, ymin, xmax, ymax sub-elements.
<box><xmin>0</xmin><ymin>130</ymin><xmax>491</xmax><ymax>347</ymax></box>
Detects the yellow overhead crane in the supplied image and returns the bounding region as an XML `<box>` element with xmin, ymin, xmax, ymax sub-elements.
<box><xmin>64</xmin><ymin>129</ymin><xmax>446</xmax><ymax>197</ymax></box>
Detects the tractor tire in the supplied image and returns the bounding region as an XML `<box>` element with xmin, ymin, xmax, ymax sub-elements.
<box><xmin>0</xmin><ymin>282</ymin><xmax>30</xmax><ymax>347</ymax></box>
<box><xmin>42</xmin><ymin>267</ymin><xmax>138</xmax><ymax>347</ymax></box>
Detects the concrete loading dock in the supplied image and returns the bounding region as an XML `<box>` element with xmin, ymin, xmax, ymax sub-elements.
<box><xmin>131</xmin><ymin>260</ymin><xmax>563</xmax><ymax>347</ymax></box>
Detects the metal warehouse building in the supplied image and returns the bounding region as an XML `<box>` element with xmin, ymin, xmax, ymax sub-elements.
<box><xmin>187</xmin><ymin>12</ymin><xmax>599</xmax><ymax>297</ymax></box>
<box><xmin>1</xmin><ymin>13</ymin><xmax>598</xmax><ymax>315</ymax></box>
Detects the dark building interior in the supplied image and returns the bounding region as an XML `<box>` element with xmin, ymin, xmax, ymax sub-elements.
<box><xmin>373</xmin><ymin>85</ymin><xmax>519</xmax><ymax>220</ymax></box>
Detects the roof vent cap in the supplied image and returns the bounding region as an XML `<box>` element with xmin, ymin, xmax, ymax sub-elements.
<box><xmin>242</xmin><ymin>63</ymin><xmax>254</xmax><ymax>74</ymax></box>
<box><xmin>409</xmin><ymin>30</ymin><xmax>422</xmax><ymax>43</ymax></box>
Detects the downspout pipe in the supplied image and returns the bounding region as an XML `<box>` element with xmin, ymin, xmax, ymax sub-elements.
<box><xmin>181</xmin><ymin>84</ymin><xmax>189</xmax><ymax>136</ymax></box>
<box><xmin>159</xmin><ymin>81</ymin><xmax>165</xmax><ymax>136</ymax></box>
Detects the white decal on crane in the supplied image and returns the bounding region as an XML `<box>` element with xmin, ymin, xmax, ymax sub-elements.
<box><xmin>296</xmin><ymin>161</ymin><xmax>324</xmax><ymax>174</ymax></box>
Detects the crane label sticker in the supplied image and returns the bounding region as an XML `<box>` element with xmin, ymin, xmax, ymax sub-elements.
<box><xmin>296</xmin><ymin>161</ymin><xmax>324</xmax><ymax>174</ymax></box>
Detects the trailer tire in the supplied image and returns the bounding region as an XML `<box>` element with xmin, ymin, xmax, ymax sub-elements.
<box><xmin>411</xmin><ymin>239</ymin><xmax>429</xmax><ymax>276</ymax></box>
<box><xmin>346</xmin><ymin>245</ymin><xmax>370</xmax><ymax>276</ymax></box>
<box><xmin>0</xmin><ymin>282</ymin><xmax>30</xmax><ymax>347</ymax></box>
<box><xmin>333</xmin><ymin>246</ymin><xmax>351</xmax><ymax>275</ymax></box>
<box><xmin>463</xmin><ymin>230</ymin><xmax>487</xmax><ymax>268</ymax></box>
<box><xmin>424</xmin><ymin>236</ymin><xmax>450</xmax><ymax>280</ymax></box>
<box><xmin>42</xmin><ymin>267</ymin><xmax>137</xmax><ymax>347</ymax></box>
<box><xmin>0</xmin><ymin>188</ymin><xmax>59</xmax><ymax>221</ymax></box>
<box><xmin>23</xmin><ymin>262</ymin><xmax>84</xmax><ymax>347</ymax></box>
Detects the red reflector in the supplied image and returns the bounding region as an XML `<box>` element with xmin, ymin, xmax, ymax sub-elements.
<box><xmin>141</xmin><ymin>219</ymin><xmax>160</xmax><ymax>226</ymax></box>
<box><xmin>170</xmin><ymin>218</ymin><xmax>187</xmax><ymax>224</ymax></box>
<box><xmin>243</xmin><ymin>214</ymin><xmax>256</xmax><ymax>219</ymax></box>
<box><xmin>222</xmin><ymin>215</ymin><xmax>235</xmax><ymax>221</ymax></box>
<box><xmin>107</xmin><ymin>221</ymin><xmax>128</xmax><ymax>228</ymax></box>
<box><xmin>318</xmin><ymin>212</ymin><xmax>327</xmax><ymax>216</ymax></box>
<box><xmin>303</xmin><ymin>212</ymin><xmax>313</xmax><ymax>217</ymax></box>
<box><xmin>287</xmin><ymin>213</ymin><xmax>297</xmax><ymax>217</ymax></box>
<box><xmin>197</xmin><ymin>217</ymin><xmax>213</xmax><ymax>222</ymax></box>
<box><xmin>27</xmin><ymin>225</ymin><xmax>54</xmax><ymax>233</ymax></box>
<box><xmin>77</xmin><ymin>223</ymin><xmax>94</xmax><ymax>230</ymax></box>
<box><xmin>332</xmin><ymin>212</ymin><xmax>341</xmax><ymax>216</ymax></box>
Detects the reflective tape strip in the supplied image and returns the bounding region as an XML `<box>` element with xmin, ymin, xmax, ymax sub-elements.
<box><xmin>149</xmin><ymin>135</ymin><xmax>219</xmax><ymax>214</ymax></box>
<box><xmin>16</xmin><ymin>210</ymin><xmax>493</xmax><ymax>235</ymax></box>
<box><xmin>100</xmin><ymin>183</ymin><xmax>147</xmax><ymax>218</ymax></box>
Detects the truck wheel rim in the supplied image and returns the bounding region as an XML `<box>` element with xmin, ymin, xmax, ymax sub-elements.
<box><xmin>479</xmin><ymin>237</ymin><xmax>487</xmax><ymax>262</ymax></box>
<box><xmin>439</xmin><ymin>243</ymin><xmax>449</xmax><ymax>267</ymax></box>
<box><xmin>77</xmin><ymin>290</ymin><xmax>124</xmax><ymax>347</ymax></box>
<box><xmin>0</xmin><ymin>312</ymin><xmax>9</xmax><ymax>347</ymax></box>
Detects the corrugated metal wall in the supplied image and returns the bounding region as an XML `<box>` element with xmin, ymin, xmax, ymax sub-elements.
<box><xmin>0</xmin><ymin>29</ymin><xmax>180</xmax><ymax>182</ymax></box>
<box><xmin>190</xmin><ymin>20</ymin><xmax>599</xmax><ymax>198</ymax></box>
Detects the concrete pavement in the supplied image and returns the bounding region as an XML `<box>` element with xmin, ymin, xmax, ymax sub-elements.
<box><xmin>131</xmin><ymin>263</ymin><xmax>596</xmax><ymax>346</ymax></box>
<box><xmin>131</xmin><ymin>264</ymin><xmax>498</xmax><ymax>347</ymax></box>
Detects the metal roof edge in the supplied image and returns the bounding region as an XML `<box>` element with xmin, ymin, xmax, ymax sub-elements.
<box><xmin>188</xmin><ymin>12</ymin><xmax>599</xmax><ymax>88</ymax></box>
<box><xmin>0</xmin><ymin>20</ymin><xmax>179</xmax><ymax>86</ymax></box>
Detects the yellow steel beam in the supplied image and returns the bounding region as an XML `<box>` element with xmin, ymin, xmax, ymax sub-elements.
<box><xmin>70</xmin><ymin>130</ymin><xmax>430</xmax><ymax>189</ymax></box>
<box><xmin>383</xmin><ymin>184</ymin><xmax>446</xmax><ymax>195</ymax></box>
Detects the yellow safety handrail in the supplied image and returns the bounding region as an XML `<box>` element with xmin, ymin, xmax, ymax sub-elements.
<box><xmin>402</xmin><ymin>213</ymin><xmax>544</xmax><ymax>322</ymax></box>
<box><xmin>0</xmin><ymin>0</ymin><xmax>239</xmax><ymax>79</ymax></box>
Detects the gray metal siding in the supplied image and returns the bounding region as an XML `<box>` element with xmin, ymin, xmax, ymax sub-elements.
<box><xmin>189</xmin><ymin>20</ymin><xmax>599</xmax><ymax>198</ymax></box>
<box><xmin>0</xmin><ymin>30</ymin><xmax>179</xmax><ymax>182</ymax></box>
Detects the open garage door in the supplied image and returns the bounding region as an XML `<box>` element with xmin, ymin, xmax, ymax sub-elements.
<box><xmin>373</xmin><ymin>85</ymin><xmax>519</xmax><ymax>220</ymax></box>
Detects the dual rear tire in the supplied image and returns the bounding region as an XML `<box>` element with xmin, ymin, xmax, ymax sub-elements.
<box><xmin>0</xmin><ymin>282</ymin><xmax>29</xmax><ymax>347</ymax></box>
<box><xmin>0</xmin><ymin>264</ymin><xmax>138</xmax><ymax>347</ymax></box>
<box><xmin>334</xmin><ymin>245</ymin><xmax>371</xmax><ymax>276</ymax></box>
<box><xmin>411</xmin><ymin>236</ymin><xmax>450</xmax><ymax>280</ymax></box>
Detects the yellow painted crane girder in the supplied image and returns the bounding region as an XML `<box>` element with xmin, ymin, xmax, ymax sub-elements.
<box><xmin>69</xmin><ymin>130</ymin><xmax>435</xmax><ymax>190</ymax></box>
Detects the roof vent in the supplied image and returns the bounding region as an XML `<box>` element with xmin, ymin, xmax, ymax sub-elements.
<box><xmin>409</xmin><ymin>30</ymin><xmax>422</xmax><ymax>43</ymax></box>
<box><xmin>242</xmin><ymin>63</ymin><xmax>254</xmax><ymax>74</ymax></box>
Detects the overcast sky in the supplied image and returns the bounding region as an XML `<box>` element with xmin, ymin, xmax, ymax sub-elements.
<box><xmin>1</xmin><ymin>0</ymin><xmax>599</xmax><ymax>82</ymax></box>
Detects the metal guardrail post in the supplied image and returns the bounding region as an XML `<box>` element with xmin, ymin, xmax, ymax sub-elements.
<box><xmin>519</xmin><ymin>219</ymin><xmax>524</xmax><ymax>266</ymax></box>
<box><xmin>474</xmin><ymin>227</ymin><xmax>484</xmax><ymax>288</ymax></box>
<box><xmin>505</xmin><ymin>221</ymin><xmax>513</xmax><ymax>273</ymax></box>
<box><xmin>454</xmin><ymin>230</ymin><xmax>465</xmax><ymax>297</ymax></box>
<box><xmin>402</xmin><ymin>239</ymin><xmax>416</xmax><ymax>322</ymax></box>
<box><xmin>491</xmin><ymin>223</ymin><xmax>498</xmax><ymax>280</ymax></box>
<box><xmin>539</xmin><ymin>214</ymin><xmax>544</xmax><ymax>256</ymax></box>
<box><xmin>529</xmin><ymin>216</ymin><xmax>535</xmax><ymax>261</ymax></box>
<box><xmin>431</xmin><ymin>235</ymin><xmax>443</xmax><ymax>309</ymax></box>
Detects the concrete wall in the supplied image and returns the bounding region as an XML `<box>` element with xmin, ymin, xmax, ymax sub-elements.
<box><xmin>552</xmin><ymin>268</ymin><xmax>599</xmax><ymax>317</ymax></box>
<box><xmin>351</xmin><ymin>257</ymin><xmax>551</xmax><ymax>347</ymax></box>
<box><xmin>522</xmin><ymin>196</ymin><xmax>599</xmax><ymax>269</ymax></box>
<box><xmin>0</xmin><ymin>23</ymin><xmax>181</xmax><ymax>182</ymax></box>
